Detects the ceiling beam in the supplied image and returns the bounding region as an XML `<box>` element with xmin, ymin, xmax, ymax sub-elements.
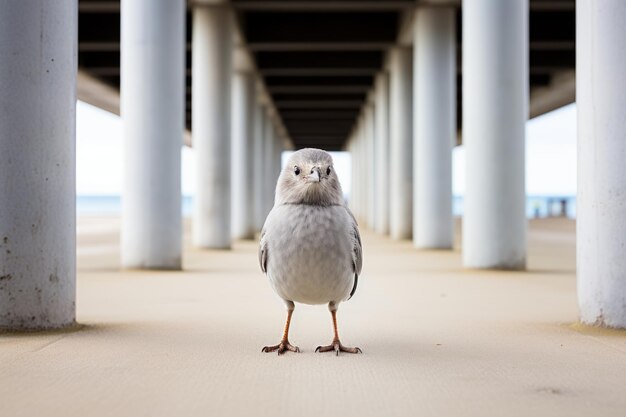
<box><xmin>529</xmin><ymin>70</ymin><xmax>575</xmax><ymax>118</ymax></box>
<box><xmin>292</xmin><ymin>137</ymin><xmax>348</xmax><ymax>141</ymax></box>
<box><xmin>79</xmin><ymin>42</ymin><xmax>193</xmax><ymax>52</ymax></box>
<box><xmin>289</xmin><ymin>132</ymin><xmax>351</xmax><ymax>137</ymax></box>
<box><xmin>286</xmin><ymin>123</ymin><xmax>352</xmax><ymax>129</ymax></box>
<box><xmin>275</xmin><ymin>101</ymin><xmax>362</xmax><ymax>109</ymax></box>
<box><xmin>233</xmin><ymin>1</ymin><xmax>414</xmax><ymax>11</ymax></box>
<box><xmin>79</xmin><ymin>41</ymin><xmax>120</xmax><ymax>52</ymax></box>
<box><xmin>260</xmin><ymin>68</ymin><xmax>378</xmax><ymax>76</ymax></box>
<box><xmin>77</xmin><ymin>69</ymin><xmax>119</xmax><ymax>116</ymax></box>
<box><xmin>454</xmin><ymin>66</ymin><xmax>572</xmax><ymax>75</ymax></box>
<box><xmin>284</xmin><ymin>120</ymin><xmax>354</xmax><ymax>126</ymax></box>
<box><xmin>454</xmin><ymin>40</ymin><xmax>574</xmax><ymax>50</ymax></box>
<box><xmin>80</xmin><ymin>0</ymin><xmax>573</xmax><ymax>13</ymax></box>
<box><xmin>268</xmin><ymin>85</ymin><xmax>370</xmax><ymax>94</ymax></box>
<box><xmin>529</xmin><ymin>66</ymin><xmax>574</xmax><ymax>75</ymax></box>
<box><xmin>529</xmin><ymin>2</ymin><xmax>575</xmax><ymax>11</ymax></box>
<box><xmin>264</xmin><ymin>75</ymin><xmax>374</xmax><ymax>86</ymax></box>
<box><xmin>84</xmin><ymin>67</ymin><xmax>193</xmax><ymax>77</ymax></box>
<box><xmin>529</xmin><ymin>40</ymin><xmax>575</xmax><ymax>50</ymax></box>
<box><xmin>255</xmin><ymin>50</ymin><xmax>383</xmax><ymax>68</ymax></box>
<box><xmin>79</xmin><ymin>2</ymin><xmax>120</xmax><ymax>13</ymax></box>
<box><xmin>80</xmin><ymin>40</ymin><xmax>576</xmax><ymax>53</ymax></box>
<box><xmin>247</xmin><ymin>42</ymin><xmax>392</xmax><ymax>52</ymax></box>
<box><xmin>280</xmin><ymin>110</ymin><xmax>358</xmax><ymax>120</ymax></box>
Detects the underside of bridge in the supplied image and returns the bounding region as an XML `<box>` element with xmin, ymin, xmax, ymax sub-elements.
<box><xmin>77</xmin><ymin>0</ymin><xmax>575</xmax><ymax>150</ymax></box>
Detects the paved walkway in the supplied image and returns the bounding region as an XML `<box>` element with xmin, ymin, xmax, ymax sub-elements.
<box><xmin>1</xmin><ymin>218</ymin><xmax>625</xmax><ymax>417</ymax></box>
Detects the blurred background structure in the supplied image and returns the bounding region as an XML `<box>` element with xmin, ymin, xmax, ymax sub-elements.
<box><xmin>2</xmin><ymin>1</ymin><xmax>626</xmax><ymax>415</ymax></box>
<box><xmin>76</xmin><ymin>0</ymin><xmax>580</xmax><ymax>271</ymax></box>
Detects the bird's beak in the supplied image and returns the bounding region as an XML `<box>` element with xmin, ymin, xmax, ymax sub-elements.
<box><xmin>307</xmin><ymin>167</ymin><xmax>321</xmax><ymax>183</ymax></box>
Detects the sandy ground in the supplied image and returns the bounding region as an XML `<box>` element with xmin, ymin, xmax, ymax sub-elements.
<box><xmin>1</xmin><ymin>217</ymin><xmax>626</xmax><ymax>417</ymax></box>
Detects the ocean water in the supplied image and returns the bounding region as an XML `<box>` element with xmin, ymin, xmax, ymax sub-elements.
<box><xmin>453</xmin><ymin>195</ymin><xmax>576</xmax><ymax>218</ymax></box>
<box><xmin>77</xmin><ymin>195</ymin><xmax>194</xmax><ymax>216</ymax></box>
<box><xmin>77</xmin><ymin>195</ymin><xmax>576</xmax><ymax>219</ymax></box>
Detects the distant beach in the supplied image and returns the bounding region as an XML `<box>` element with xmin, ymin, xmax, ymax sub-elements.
<box><xmin>77</xmin><ymin>195</ymin><xmax>193</xmax><ymax>217</ymax></box>
<box><xmin>77</xmin><ymin>195</ymin><xmax>576</xmax><ymax>219</ymax></box>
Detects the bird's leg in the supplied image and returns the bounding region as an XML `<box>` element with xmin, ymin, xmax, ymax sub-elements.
<box><xmin>316</xmin><ymin>304</ymin><xmax>362</xmax><ymax>356</ymax></box>
<box><xmin>262</xmin><ymin>302</ymin><xmax>300</xmax><ymax>355</ymax></box>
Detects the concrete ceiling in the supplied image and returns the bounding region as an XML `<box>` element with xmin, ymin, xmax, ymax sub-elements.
<box><xmin>78</xmin><ymin>0</ymin><xmax>575</xmax><ymax>150</ymax></box>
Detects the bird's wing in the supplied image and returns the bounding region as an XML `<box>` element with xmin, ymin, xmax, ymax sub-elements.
<box><xmin>258</xmin><ymin>226</ymin><xmax>268</xmax><ymax>274</ymax></box>
<box><xmin>345</xmin><ymin>207</ymin><xmax>362</xmax><ymax>300</ymax></box>
<box><xmin>346</xmin><ymin>207</ymin><xmax>362</xmax><ymax>276</ymax></box>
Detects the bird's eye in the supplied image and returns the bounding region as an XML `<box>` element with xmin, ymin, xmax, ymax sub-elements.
<box><xmin>294</xmin><ymin>166</ymin><xmax>300</xmax><ymax>176</ymax></box>
<box><xmin>326</xmin><ymin>166</ymin><xmax>332</xmax><ymax>175</ymax></box>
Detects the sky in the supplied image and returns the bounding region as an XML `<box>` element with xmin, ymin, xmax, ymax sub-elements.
<box><xmin>76</xmin><ymin>101</ymin><xmax>577</xmax><ymax>197</ymax></box>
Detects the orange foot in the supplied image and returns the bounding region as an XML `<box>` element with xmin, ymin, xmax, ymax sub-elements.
<box><xmin>262</xmin><ymin>340</ymin><xmax>300</xmax><ymax>355</ymax></box>
<box><xmin>315</xmin><ymin>339</ymin><xmax>362</xmax><ymax>356</ymax></box>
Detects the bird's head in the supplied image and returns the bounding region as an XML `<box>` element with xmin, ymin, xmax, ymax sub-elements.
<box><xmin>275</xmin><ymin>148</ymin><xmax>344</xmax><ymax>206</ymax></box>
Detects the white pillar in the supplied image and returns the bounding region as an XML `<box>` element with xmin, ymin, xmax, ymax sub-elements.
<box><xmin>252</xmin><ymin>102</ymin><xmax>266</xmax><ymax>232</ymax></box>
<box><xmin>365</xmin><ymin>104</ymin><xmax>376</xmax><ymax>229</ymax></box>
<box><xmin>577</xmin><ymin>0</ymin><xmax>626</xmax><ymax>328</ymax></box>
<box><xmin>374</xmin><ymin>73</ymin><xmax>390</xmax><ymax>235</ymax></box>
<box><xmin>347</xmin><ymin>137</ymin><xmax>356</xmax><ymax>211</ymax></box>
<box><xmin>121</xmin><ymin>0</ymin><xmax>184</xmax><ymax>269</ymax></box>
<box><xmin>354</xmin><ymin>117</ymin><xmax>365</xmax><ymax>223</ymax></box>
<box><xmin>413</xmin><ymin>7</ymin><xmax>455</xmax><ymax>249</ymax></box>
<box><xmin>231</xmin><ymin>71</ymin><xmax>256</xmax><ymax>240</ymax></box>
<box><xmin>263</xmin><ymin>110</ymin><xmax>277</xmax><ymax>217</ymax></box>
<box><xmin>360</xmin><ymin>117</ymin><xmax>367</xmax><ymax>224</ymax></box>
<box><xmin>462</xmin><ymin>0</ymin><xmax>527</xmax><ymax>269</ymax></box>
<box><xmin>350</xmin><ymin>135</ymin><xmax>359</xmax><ymax>215</ymax></box>
<box><xmin>192</xmin><ymin>4</ymin><xmax>233</xmax><ymax>249</ymax></box>
<box><xmin>389</xmin><ymin>47</ymin><xmax>414</xmax><ymax>240</ymax></box>
<box><xmin>273</xmin><ymin>129</ymin><xmax>284</xmax><ymax>185</ymax></box>
<box><xmin>351</xmin><ymin>130</ymin><xmax>360</xmax><ymax>220</ymax></box>
<box><xmin>351</xmin><ymin>123</ymin><xmax>359</xmax><ymax>220</ymax></box>
<box><xmin>360</xmin><ymin>116</ymin><xmax>368</xmax><ymax>224</ymax></box>
<box><xmin>0</xmin><ymin>1</ymin><xmax>76</xmax><ymax>330</ymax></box>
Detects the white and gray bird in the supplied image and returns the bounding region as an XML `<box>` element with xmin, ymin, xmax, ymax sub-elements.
<box><xmin>259</xmin><ymin>148</ymin><xmax>363</xmax><ymax>355</ymax></box>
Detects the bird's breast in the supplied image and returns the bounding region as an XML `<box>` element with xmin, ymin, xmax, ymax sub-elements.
<box><xmin>265</xmin><ymin>204</ymin><xmax>354</xmax><ymax>305</ymax></box>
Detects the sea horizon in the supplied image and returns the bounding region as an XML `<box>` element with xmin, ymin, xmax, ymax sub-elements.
<box><xmin>77</xmin><ymin>194</ymin><xmax>577</xmax><ymax>219</ymax></box>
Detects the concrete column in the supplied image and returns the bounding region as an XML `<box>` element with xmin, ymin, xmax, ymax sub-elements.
<box><xmin>351</xmin><ymin>124</ymin><xmax>359</xmax><ymax>219</ymax></box>
<box><xmin>413</xmin><ymin>7</ymin><xmax>455</xmax><ymax>249</ymax></box>
<box><xmin>389</xmin><ymin>47</ymin><xmax>414</xmax><ymax>240</ymax></box>
<box><xmin>121</xmin><ymin>0</ymin><xmax>184</xmax><ymax>269</ymax></box>
<box><xmin>350</xmin><ymin>136</ymin><xmax>359</xmax><ymax>214</ymax></box>
<box><xmin>365</xmin><ymin>104</ymin><xmax>376</xmax><ymax>229</ymax></box>
<box><xmin>354</xmin><ymin>117</ymin><xmax>365</xmax><ymax>223</ymax></box>
<box><xmin>273</xmin><ymin>129</ymin><xmax>284</xmax><ymax>185</ymax></box>
<box><xmin>350</xmin><ymin>131</ymin><xmax>359</xmax><ymax>219</ymax></box>
<box><xmin>0</xmin><ymin>1</ymin><xmax>76</xmax><ymax>330</ymax></box>
<box><xmin>360</xmin><ymin>117</ymin><xmax>368</xmax><ymax>224</ymax></box>
<box><xmin>192</xmin><ymin>4</ymin><xmax>233</xmax><ymax>249</ymax></box>
<box><xmin>374</xmin><ymin>73</ymin><xmax>390</xmax><ymax>235</ymax></box>
<box><xmin>462</xmin><ymin>0</ymin><xmax>527</xmax><ymax>269</ymax></box>
<box><xmin>360</xmin><ymin>116</ymin><xmax>368</xmax><ymax>224</ymax></box>
<box><xmin>263</xmin><ymin>110</ymin><xmax>278</xmax><ymax>217</ymax></box>
<box><xmin>252</xmin><ymin>102</ymin><xmax>266</xmax><ymax>232</ymax></box>
<box><xmin>231</xmin><ymin>71</ymin><xmax>256</xmax><ymax>240</ymax></box>
<box><xmin>347</xmin><ymin>137</ymin><xmax>355</xmax><ymax>210</ymax></box>
<box><xmin>577</xmin><ymin>0</ymin><xmax>626</xmax><ymax>328</ymax></box>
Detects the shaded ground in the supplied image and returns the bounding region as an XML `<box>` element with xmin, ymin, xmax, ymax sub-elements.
<box><xmin>1</xmin><ymin>217</ymin><xmax>625</xmax><ymax>417</ymax></box>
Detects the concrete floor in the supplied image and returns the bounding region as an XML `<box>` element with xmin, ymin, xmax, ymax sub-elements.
<box><xmin>1</xmin><ymin>217</ymin><xmax>626</xmax><ymax>417</ymax></box>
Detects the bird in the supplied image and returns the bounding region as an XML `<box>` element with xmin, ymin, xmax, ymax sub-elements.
<box><xmin>259</xmin><ymin>148</ymin><xmax>363</xmax><ymax>356</ymax></box>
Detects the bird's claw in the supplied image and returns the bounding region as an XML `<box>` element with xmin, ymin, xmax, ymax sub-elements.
<box><xmin>315</xmin><ymin>340</ymin><xmax>362</xmax><ymax>356</ymax></box>
<box><xmin>262</xmin><ymin>340</ymin><xmax>300</xmax><ymax>355</ymax></box>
